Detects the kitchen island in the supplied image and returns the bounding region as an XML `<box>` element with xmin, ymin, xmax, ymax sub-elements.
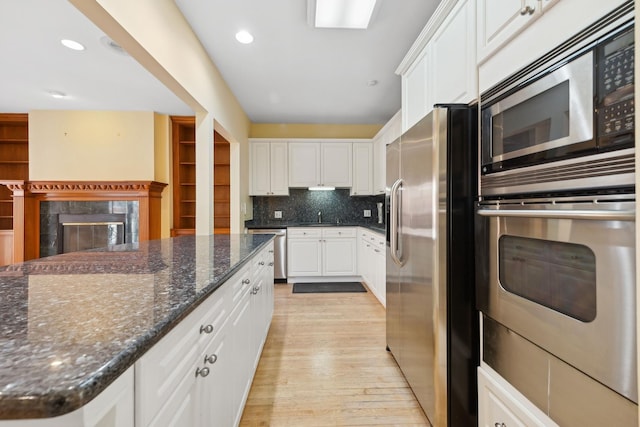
<box><xmin>0</xmin><ymin>233</ymin><xmax>275</xmax><ymax>426</ymax></box>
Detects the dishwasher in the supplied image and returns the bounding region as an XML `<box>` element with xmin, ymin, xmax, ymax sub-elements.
<box><xmin>247</xmin><ymin>228</ymin><xmax>287</xmax><ymax>280</ymax></box>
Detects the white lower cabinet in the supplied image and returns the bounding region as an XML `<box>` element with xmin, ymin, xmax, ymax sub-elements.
<box><xmin>287</xmin><ymin>227</ymin><xmax>357</xmax><ymax>278</ymax></box>
<box><xmin>136</xmin><ymin>242</ymin><xmax>275</xmax><ymax>427</ymax></box>
<box><xmin>478</xmin><ymin>367</ymin><xmax>558</xmax><ymax>427</ymax></box>
<box><xmin>357</xmin><ymin>228</ymin><xmax>385</xmax><ymax>306</ymax></box>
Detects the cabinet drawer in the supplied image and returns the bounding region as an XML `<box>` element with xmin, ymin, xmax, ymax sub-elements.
<box><xmin>322</xmin><ymin>227</ymin><xmax>357</xmax><ymax>238</ymax></box>
<box><xmin>288</xmin><ymin>227</ymin><xmax>322</xmax><ymax>238</ymax></box>
<box><xmin>135</xmin><ymin>283</ymin><xmax>230</xmax><ymax>427</ymax></box>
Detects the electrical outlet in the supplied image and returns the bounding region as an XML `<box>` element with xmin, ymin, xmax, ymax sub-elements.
<box><xmin>364</xmin><ymin>209</ymin><xmax>371</xmax><ymax>217</ymax></box>
<box><xmin>274</xmin><ymin>210</ymin><xmax>282</xmax><ymax>219</ymax></box>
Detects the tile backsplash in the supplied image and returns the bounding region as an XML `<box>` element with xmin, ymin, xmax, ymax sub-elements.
<box><xmin>252</xmin><ymin>189</ymin><xmax>384</xmax><ymax>226</ymax></box>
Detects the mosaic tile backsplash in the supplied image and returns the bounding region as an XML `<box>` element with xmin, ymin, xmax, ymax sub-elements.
<box><xmin>251</xmin><ymin>189</ymin><xmax>385</xmax><ymax>226</ymax></box>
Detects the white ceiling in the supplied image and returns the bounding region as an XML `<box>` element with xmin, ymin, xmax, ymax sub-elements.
<box><xmin>0</xmin><ymin>0</ymin><xmax>441</xmax><ymax>125</ymax></box>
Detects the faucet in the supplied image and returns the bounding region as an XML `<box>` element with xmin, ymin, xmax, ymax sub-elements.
<box><xmin>318</xmin><ymin>211</ymin><xmax>322</xmax><ymax>224</ymax></box>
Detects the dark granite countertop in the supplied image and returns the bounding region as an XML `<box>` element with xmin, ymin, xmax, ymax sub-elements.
<box><xmin>244</xmin><ymin>220</ymin><xmax>385</xmax><ymax>234</ymax></box>
<box><xmin>0</xmin><ymin>234</ymin><xmax>273</xmax><ymax>420</ymax></box>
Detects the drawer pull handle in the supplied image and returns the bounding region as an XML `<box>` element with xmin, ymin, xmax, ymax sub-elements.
<box><xmin>242</xmin><ymin>279</ymin><xmax>251</xmax><ymax>285</ymax></box>
<box><xmin>204</xmin><ymin>354</ymin><xmax>218</xmax><ymax>365</ymax></box>
<box><xmin>195</xmin><ymin>367</ymin><xmax>210</xmax><ymax>378</ymax></box>
<box><xmin>269</xmin><ymin>250</ymin><xmax>274</xmax><ymax>253</ymax></box>
<box><xmin>494</xmin><ymin>423</ymin><xmax>506</xmax><ymax>427</ymax></box>
<box><xmin>374</xmin><ymin>249</ymin><xmax>381</xmax><ymax>253</ymax></box>
<box><xmin>200</xmin><ymin>324</ymin><xmax>214</xmax><ymax>334</ymax></box>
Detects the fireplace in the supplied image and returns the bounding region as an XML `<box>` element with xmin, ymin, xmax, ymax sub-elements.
<box><xmin>57</xmin><ymin>213</ymin><xmax>127</xmax><ymax>254</ymax></box>
<box><xmin>0</xmin><ymin>180</ymin><xmax>166</xmax><ymax>262</ymax></box>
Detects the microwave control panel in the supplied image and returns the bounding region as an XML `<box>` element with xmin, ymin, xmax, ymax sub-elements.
<box><xmin>598</xmin><ymin>26</ymin><xmax>634</xmax><ymax>145</ymax></box>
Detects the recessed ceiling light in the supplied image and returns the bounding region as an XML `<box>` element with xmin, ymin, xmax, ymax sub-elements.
<box><xmin>49</xmin><ymin>90</ymin><xmax>68</xmax><ymax>99</ymax></box>
<box><xmin>315</xmin><ymin>0</ymin><xmax>377</xmax><ymax>29</ymax></box>
<box><xmin>235</xmin><ymin>30</ymin><xmax>254</xmax><ymax>44</ymax></box>
<box><xmin>60</xmin><ymin>39</ymin><xmax>85</xmax><ymax>51</ymax></box>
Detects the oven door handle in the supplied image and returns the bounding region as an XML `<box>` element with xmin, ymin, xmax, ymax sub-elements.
<box><xmin>477</xmin><ymin>209</ymin><xmax>635</xmax><ymax>221</ymax></box>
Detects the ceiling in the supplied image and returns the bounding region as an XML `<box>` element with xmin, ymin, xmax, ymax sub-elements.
<box><xmin>0</xmin><ymin>0</ymin><xmax>441</xmax><ymax>125</ymax></box>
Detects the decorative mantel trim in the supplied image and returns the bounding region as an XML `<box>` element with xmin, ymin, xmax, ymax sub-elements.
<box><xmin>1</xmin><ymin>180</ymin><xmax>167</xmax><ymax>263</ymax></box>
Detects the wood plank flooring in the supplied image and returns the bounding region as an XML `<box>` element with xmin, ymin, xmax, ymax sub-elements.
<box><xmin>240</xmin><ymin>283</ymin><xmax>431</xmax><ymax>426</ymax></box>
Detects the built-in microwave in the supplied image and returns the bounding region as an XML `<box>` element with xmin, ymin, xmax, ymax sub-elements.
<box><xmin>480</xmin><ymin>17</ymin><xmax>634</xmax><ymax>197</ymax></box>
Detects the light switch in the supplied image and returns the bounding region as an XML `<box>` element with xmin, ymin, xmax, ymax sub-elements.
<box><xmin>274</xmin><ymin>211</ymin><xmax>282</xmax><ymax>219</ymax></box>
<box><xmin>364</xmin><ymin>210</ymin><xmax>371</xmax><ymax>217</ymax></box>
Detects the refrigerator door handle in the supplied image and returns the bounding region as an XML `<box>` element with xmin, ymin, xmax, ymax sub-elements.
<box><xmin>390</xmin><ymin>178</ymin><xmax>404</xmax><ymax>266</ymax></box>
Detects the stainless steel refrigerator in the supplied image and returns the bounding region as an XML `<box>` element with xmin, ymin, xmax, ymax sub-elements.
<box><xmin>386</xmin><ymin>105</ymin><xmax>478</xmax><ymax>427</ymax></box>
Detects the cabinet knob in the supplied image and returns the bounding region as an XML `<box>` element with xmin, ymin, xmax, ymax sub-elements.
<box><xmin>494</xmin><ymin>423</ymin><xmax>507</xmax><ymax>427</ymax></box>
<box><xmin>252</xmin><ymin>284</ymin><xmax>261</xmax><ymax>295</ymax></box>
<box><xmin>200</xmin><ymin>324</ymin><xmax>214</xmax><ymax>334</ymax></box>
<box><xmin>374</xmin><ymin>249</ymin><xmax>381</xmax><ymax>253</ymax></box>
<box><xmin>204</xmin><ymin>353</ymin><xmax>218</xmax><ymax>365</ymax></box>
<box><xmin>242</xmin><ymin>278</ymin><xmax>251</xmax><ymax>284</ymax></box>
<box><xmin>259</xmin><ymin>261</ymin><xmax>265</xmax><ymax>266</ymax></box>
<box><xmin>268</xmin><ymin>262</ymin><xmax>274</xmax><ymax>266</ymax></box>
<box><xmin>520</xmin><ymin>4</ymin><xmax>535</xmax><ymax>15</ymax></box>
<box><xmin>195</xmin><ymin>367</ymin><xmax>210</xmax><ymax>378</ymax></box>
<box><xmin>269</xmin><ymin>250</ymin><xmax>274</xmax><ymax>253</ymax></box>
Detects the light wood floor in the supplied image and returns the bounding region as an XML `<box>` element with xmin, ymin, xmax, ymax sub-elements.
<box><xmin>239</xmin><ymin>283</ymin><xmax>431</xmax><ymax>426</ymax></box>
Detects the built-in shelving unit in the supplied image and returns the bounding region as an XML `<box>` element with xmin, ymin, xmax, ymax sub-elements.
<box><xmin>171</xmin><ymin>116</ymin><xmax>196</xmax><ymax>234</ymax></box>
<box><xmin>170</xmin><ymin>116</ymin><xmax>231</xmax><ymax>235</ymax></box>
<box><xmin>0</xmin><ymin>113</ymin><xmax>28</xmax><ymax>231</ymax></box>
<box><xmin>214</xmin><ymin>132</ymin><xmax>231</xmax><ymax>234</ymax></box>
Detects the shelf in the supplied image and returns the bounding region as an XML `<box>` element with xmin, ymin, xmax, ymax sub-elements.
<box><xmin>180</xmin><ymin>162</ymin><xmax>196</xmax><ymax>166</ymax></box>
<box><xmin>181</xmin><ymin>200</ymin><xmax>196</xmax><ymax>203</ymax></box>
<box><xmin>180</xmin><ymin>183</ymin><xmax>196</xmax><ymax>186</ymax></box>
<box><xmin>179</xmin><ymin>141</ymin><xmax>196</xmax><ymax>145</ymax></box>
<box><xmin>0</xmin><ymin>160</ymin><xmax>28</xmax><ymax>164</ymax></box>
<box><xmin>0</xmin><ymin>139</ymin><xmax>28</xmax><ymax>144</ymax></box>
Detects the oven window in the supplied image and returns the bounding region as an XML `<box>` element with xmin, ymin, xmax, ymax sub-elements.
<box><xmin>498</xmin><ymin>235</ymin><xmax>596</xmax><ymax>322</ymax></box>
<box><xmin>493</xmin><ymin>81</ymin><xmax>570</xmax><ymax>157</ymax></box>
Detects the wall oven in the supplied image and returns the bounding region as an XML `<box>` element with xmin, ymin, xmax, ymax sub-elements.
<box><xmin>477</xmin><ymin>3</ymin><xmax>637</xmax><ymax>425</ymax></box>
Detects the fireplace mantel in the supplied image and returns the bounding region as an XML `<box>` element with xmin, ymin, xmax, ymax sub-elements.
<box><xmin>1</xmin><ymin>180</ymin><xmax>167</xmax><ymax>263</ymax></box>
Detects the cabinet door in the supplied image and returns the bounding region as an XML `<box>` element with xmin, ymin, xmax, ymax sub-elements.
<box><xmin>402</xmin><ymin>47</ymin><xmax>432</xmax><ymax>132</ymax></box>
<box><xmin>229</xmin><ymin>285</ymin><xmax>254</xmax><ymax>426</ymax></box>
<box><xmin>321</xmin><ymin>142</ymin><xmax>352</xmax><ymax>187</ymax></box>
<box><xmin>197</xmin><ymin>329</ymin><xmax>233</xmax><ymax>427</ymax></box>
<box><xmin>287</xmin><ymin>238</ymin><xmax>322</xmax><ymax>276</ymax></box>
<box><xmin>270</xmin><ymin>141</ymin><xmax>289</xmax><ymax>195</ymax></box>
<box><xmin>249</xmin><ymin>142</ymin><xmax>271</xmax><ymax>196</ymax></box>
<box><xmin>478</xmin><ymin>367</ymin><xmax>557</xmax><ymax>427</ymax></box>
<box><xmin>477</xmin><ymin>0</ymin><xmax>540</xmax><ymax>63</ymax></box>
<box><xmin>323</xmin><ymin>238</ymin><xmax>357</xmax><ymax>276</ymax></box>
<box><xmin>288</xmin><ymin>142</ymin><xmax>320</xmax><ymax>187</ymax></box>
<box><xmin>351</xmin><ymin>143</ymin><xmax>373</xmax><ymax>196</ymax></box>
<box><xmin>431</xmin><ymin>0</ymin><xmax>476</xmax><ymax>104</ymax></box>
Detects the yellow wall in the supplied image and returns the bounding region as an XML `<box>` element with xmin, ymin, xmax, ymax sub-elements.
<box><xmin>29</xmin><ymin>110</ymin><xmax>155</xmax><ymax>181</ymax></box>
<box><xmin>250</xmin><ymin>123</ymin><xmax>383</xmax><ymax>139</ymax></box>
<box><xmin>154</xmin><ymin>113</ymin><xmax>171</xmax><ymax>238</ymax></box>
<box><xmin>70</xmin><ymin>0</ymin><xmax>252</xmax><ymax>234</ymax></box>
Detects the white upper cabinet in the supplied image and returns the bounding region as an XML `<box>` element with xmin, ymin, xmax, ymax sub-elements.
<box><xmin>402</xmin><ymin>47</ymin><xmax>432</xmax><ymax>132</ymax></box>
<box><xmin>477</xmin><ymin>0</ymin><xmax>547</xmax><ymax>64</ymax></box>
<box><xmin>351</xmin><ymin>142</ymin><xmax>373</xmax><ymax>196</ymax></box>
<box><xmin>431</xmin><ymin>0</ymin><xmax>476</xmax><ymax>106</ymax></box>
<box><xmin>372</xmin><ymin>110</ymin><xmax>401</xmax><ymax>194</ymax></box>
<box><xmin>288</xmin><ymin>141</ymin><xmax>353</xmax><ymax>188</ymax></box>
<box><xmin>288</xmin><ymin>142</ymin><xmax>321</xmax><ymax>187</ymax></box>
<box><xmin>321</xmin><ymin>143</ymin><xmax>352</xmax><ymax>187</ymax></box>
<box><xmin>398</xmin><ymin>0</ymin><xmax>477</xmax><ymax>132</ymax></box>
<box><xmin>249</xmin><ymin>140</ymin><xmax>288</xmax><ymax>196</ymax></box>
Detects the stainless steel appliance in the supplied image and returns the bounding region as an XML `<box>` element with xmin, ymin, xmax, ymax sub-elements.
<box><xmin>386</xmin><ymin>105</ymin><xmax>478</xmax><ymax>426</ymax></box>
<box><xmin>480</xmin><ymin>2</ymin><xmax>634</xmax><ymax>196</ymax></box>
<box><xmin>248</xmin><ymin>229</ymin><xmax>286</xmax><ymax>279</ymax></box>
<box><xmin>476</xmin><ymin>4</ymin><xmax>637</xmax><ymax>426</ymax></box>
